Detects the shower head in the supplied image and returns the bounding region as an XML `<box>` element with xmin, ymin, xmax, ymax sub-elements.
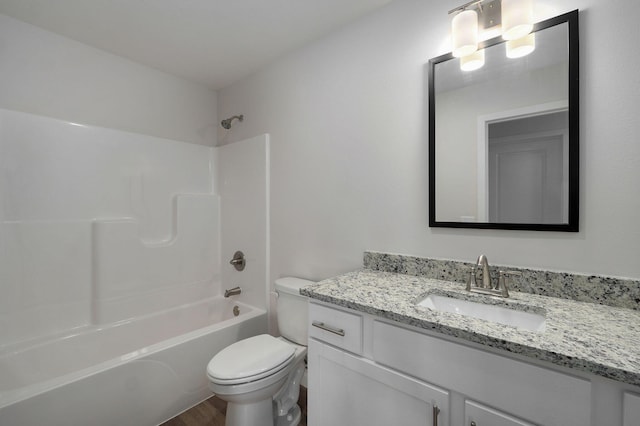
<box><xmin>221</xmin><ymin>114</ymin><xmax>244</xmax><ymax>129</ymax></box>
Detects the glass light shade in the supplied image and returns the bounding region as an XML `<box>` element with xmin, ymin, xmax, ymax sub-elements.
<box><xmin>452</xmin><ymin>10</ymin><xmax>478</xmax><ymax>58</ymax></box>
<box><xmin>460</xmin><ymin>49</ymin><xmax>485</xmax><ymax>71</ymax></box>
<box><xmin>506</xmin><ymin>33</ymin><xmax>536</xmax><ymax>58</ymax></box>
<box><xmin>501</xmin><ymin>0</ymin><xmax>533</xmax><ymax>40</ymax></box>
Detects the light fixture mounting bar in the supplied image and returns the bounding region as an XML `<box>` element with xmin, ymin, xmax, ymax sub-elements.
<box><xmin>448</xmin><ymin>0</ymin><xmax>483</xmax><ymax>15</ymax></box>
<box><xmin>449</xmin><ymin>0</ymin><xmax>502</xmax><ymax>31</ymax></box>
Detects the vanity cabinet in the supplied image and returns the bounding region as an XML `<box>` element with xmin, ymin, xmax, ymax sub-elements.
<box><xmin>373</xmin><ymin>320</ymin><xmax>591</xmax><ymax>426</ymax></box>
<box><xmin>308</xmin><ymin>339</ymin><xmax>449</xmax><ymax>425</ymax></box>
<box><xmin>623</xmin><ymin>392</ymin><xmax>640</xmax><ymax>426</ymax></box>
<box><xmin>308</xmin><ymin>303</ymin><xmax>448</xmax><ymax>425</ymax></box>
<box><xmin>308</xmin><ymin>301</ymin><xmax>597</xmax><ymax>426</ymax></box>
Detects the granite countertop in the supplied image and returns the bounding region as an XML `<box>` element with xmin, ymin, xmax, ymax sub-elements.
<box><xmin>301</xmin><ymin>269</ymin><xmax>640</xmax><ymax>386</ymax></box>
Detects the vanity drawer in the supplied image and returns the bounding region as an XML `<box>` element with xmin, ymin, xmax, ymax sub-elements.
<box><xmin>373</xmin><ymin>320</ymin><xmax>591</xmax><ymax>426</ymax></box>
<box><xmin>309</xmin><ymin>303</ymin><xmax>363</xmax><ymax>355</ymax></box>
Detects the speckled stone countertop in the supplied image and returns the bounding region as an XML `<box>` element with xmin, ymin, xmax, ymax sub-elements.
<box><xmin>301</xmin><ymin>269</ymin><xmax>640</xmax><ymax>387</ymax></box>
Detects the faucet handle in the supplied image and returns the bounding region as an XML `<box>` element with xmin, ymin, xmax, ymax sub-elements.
<box><xmin>497</xmin><ymin>270</ymin><xmax>522</xmax><ymax>298</ymax></box>
<box><xmin>465</xmin><ymin>267</ymin><xmax>477</xmax><ymax>291</ymax></box>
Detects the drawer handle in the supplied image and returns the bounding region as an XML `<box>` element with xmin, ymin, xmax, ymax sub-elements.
<box><xmin>312</xmin><ymin>321</ymin><xmax>345</xmax><ymax>336</ymax></box>
<box><xmin>433</xmin><ymin>405</ymin><xmax>440</xmax><ymax>426</ymax></box>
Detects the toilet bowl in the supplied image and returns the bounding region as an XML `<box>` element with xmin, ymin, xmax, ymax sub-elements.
<box><xmin>207</xmin><ymin>277</ymin><xmax>312</xmax><ymax>426</ymax></box>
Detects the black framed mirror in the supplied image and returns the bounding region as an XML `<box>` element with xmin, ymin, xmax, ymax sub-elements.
<box><xmin>429</xmin><ymin>10</ymin><xmax>579</xmax><ymax>231</ymax></box>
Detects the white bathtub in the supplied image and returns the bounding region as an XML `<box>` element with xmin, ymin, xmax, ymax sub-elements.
<box><xmin>0</xmin><ymin>297</ymin><xmax>267</xmax><ymax>425</ymax></box>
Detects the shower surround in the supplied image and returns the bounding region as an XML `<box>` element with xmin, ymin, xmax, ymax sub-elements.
<box><xmin>0</xmin><ymin>109</ymin><xmax>270</xmax><ymax>424</ymax></box>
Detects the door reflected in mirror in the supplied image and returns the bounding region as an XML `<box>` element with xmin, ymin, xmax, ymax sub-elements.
<box><xmin>486</xmin><ymin>107</ymin><xmax>568</xmax><ymax>224</ymax></box>
<box><xmin>428</xmin><ymin>10</ymin><xmax>579</xmax><ymax>231</ymax></box>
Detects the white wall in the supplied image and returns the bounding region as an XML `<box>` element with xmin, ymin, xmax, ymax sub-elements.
<box><xmin>218</xmin><ymin>0</ymin><xmax>640</xmax><ymax>281</ymax></box>
<box><xmin>0</xmin><ymin>14</ymin><xmax>218</xmax><ymax>146</ymax></box>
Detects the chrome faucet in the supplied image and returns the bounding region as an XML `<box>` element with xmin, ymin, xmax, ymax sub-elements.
<box><xmin>224</xmin><ymin>286</ymin><xmax>242</xmax><ymax>297</ymax></box>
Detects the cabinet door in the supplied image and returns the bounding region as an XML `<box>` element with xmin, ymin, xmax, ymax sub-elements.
<box><xmin>373</xmin><ymin>320</ymin><xmax>591</xmax><ymax>426</ymax></box>
<box><xmin>308</xmin><ymin>338</ymin><xmax>449</xmax><ymax>426</ymax></box>
<box><xmin>465</xmin><ymin>400</ymin><xmax>536</xmax><ymax>426</ymax></box>
<box><xmin>623</xmin><ymin>392</ymin><xmax>640</xmax><ymax>426</ymax></box>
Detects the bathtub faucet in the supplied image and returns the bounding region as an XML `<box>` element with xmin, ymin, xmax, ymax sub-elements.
<box><xmin>224</xmin><ymin>287</ymin><xmax>242</xmax><ymax>298</ymax></box>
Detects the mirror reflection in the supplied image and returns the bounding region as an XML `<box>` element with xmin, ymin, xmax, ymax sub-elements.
<box><xmin>429</xmin><ymin>12</ymin><xmax>578</xmax><ymax>231</ymax></box>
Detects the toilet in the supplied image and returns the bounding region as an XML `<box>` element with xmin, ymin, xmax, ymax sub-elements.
<box><xmin>207</xmin><ymin>277</ymin><xmax>311</xmax><ymax>426</ymax></box>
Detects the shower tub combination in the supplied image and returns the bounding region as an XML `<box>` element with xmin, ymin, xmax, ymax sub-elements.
<box><xmin>0</xmin><ymin>110</ymin><xmax>272</xmax><ymax>425</ymax></box>
<box><xmin>0</xmin><ymin>298</ymin><xmax>267</xmax><ymax>426</ymax></box>
<box><xmin>0</xmin><ymin>195</ymin><xmax>266</xmax><ymax>425</ymax></box>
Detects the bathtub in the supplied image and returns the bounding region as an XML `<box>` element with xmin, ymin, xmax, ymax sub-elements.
<box><xmin>0</xmin><ymin>297</ymin><xmax>267</xmax><ymax>426</ymax></box>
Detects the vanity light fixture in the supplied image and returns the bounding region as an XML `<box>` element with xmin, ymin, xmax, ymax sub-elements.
<box><xmin>501</xmin><ymin>0</ymin><xmax>533</xmax><ymax>40</ymax></box>
<box><xmin>506</xmin><ymin>32</ymin><xmax>535</xmax><ymax>58</ymax></box>
<box><xmin>451</xmin><ymin>9</ymin><xmax>479</xmax><ymax>57</ymax></box>
<box><xmin>460</xmin><ymin>49</ymin><xmax>485</xmax><ymax>71</ymax></box>
<box><xmin>449</xmin><ymin>0</ymin><xmax>535</xmax><ymax>69</ymax></box>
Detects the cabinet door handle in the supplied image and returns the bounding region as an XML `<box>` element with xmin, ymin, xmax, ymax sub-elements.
<box><xmin>470</xmin><ymin>422</ymin><xmax>476</xmax><ymax>426</ymax></box>
<box><xmin>433</xmin><ymin>405</ymin><xmax>440</xmax><ymax>426</ymax></box>
<box><xmin>311</xmin><ymin>321</ymin><xmax>345</xmax><ymax>336</ymax></box>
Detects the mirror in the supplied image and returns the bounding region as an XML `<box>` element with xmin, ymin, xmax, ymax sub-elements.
<box><xmin>429</xmin><ymin>10</ymin><xmax>579</xmax><ymax>231</ymax></box>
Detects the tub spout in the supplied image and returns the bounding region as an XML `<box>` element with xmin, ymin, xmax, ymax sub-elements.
<box><xmin>224</xmin><ymin>287</ymin><xmax>242</xmax><ymax>298</ymax></box>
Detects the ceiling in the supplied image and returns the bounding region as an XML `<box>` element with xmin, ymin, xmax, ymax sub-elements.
<box><xmin>0</xmin><ymin>0</ymin><xmax>394</xmax><ymax>90</ymax></box>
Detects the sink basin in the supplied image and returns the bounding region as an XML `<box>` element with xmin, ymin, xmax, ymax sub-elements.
<box><xmin>417</xmin><ymin>294</ymin><xmax>546</xmax><ymax>332</ymax></box>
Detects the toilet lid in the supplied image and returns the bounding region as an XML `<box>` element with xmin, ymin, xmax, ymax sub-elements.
<box><xmin>207</xmin><ymin>334</ymin><xmax>295</xmax><ymax>383</ymax></box>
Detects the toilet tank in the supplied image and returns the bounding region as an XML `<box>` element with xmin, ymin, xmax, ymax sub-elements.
<box><xmin>275</xmin><ymin>277</ymin><xmax>313</xmax><ymax>345</ymax></box>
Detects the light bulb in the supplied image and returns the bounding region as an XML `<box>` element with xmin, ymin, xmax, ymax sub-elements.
<box><xmin>502</xmin><ymin>0</ymin><xmax>533</xmax><ymax>40</ymax></box>
<box><xmin>460</xmin><ymin>49</ymin><xmax>485</xmax><ymax>71</ymax></box>
<box><xmin>506</xmin><ymin>33</ymin><xmax>536</xmax><ymax>58</ymax></box>
<box><xmin>452</xmin><ymin>10</ymin><xmax>478</xmax><ymax>58</ymax></box>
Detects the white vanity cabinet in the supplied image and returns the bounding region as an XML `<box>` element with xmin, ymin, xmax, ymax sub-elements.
<box><xmin>372</xmin><ymin>320</ymin><xmax>591</xmax><ymax>426</ymax></box>
<box><xmin>308</xmin><ymin>339</ymin><xmax>449</xmax><ymax>425</ymax></box>
<box><xmin>307</xmin><ymin>301</ymin><xmax>598</xmax><ymax>426</ymax></box>
<box><xmin>623</xmin><ymin>392</ymin><xmax>640</xmax><ymax>426</ymax></box>
<box><xmin>308</xmin><ymin>303</ymin><xmax>449</xmax><ymax>426</ymax></box>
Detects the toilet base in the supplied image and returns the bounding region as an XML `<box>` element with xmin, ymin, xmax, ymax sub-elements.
<box><xmin>275</xmin><ymin>404</ymin><xmax>301</xmax><ymax>426</ymax></box>
<box><xmin>226</xmin><ymin>398</ymin><xmax>273</xmax><ymax>426</ymax></box>
<box><xmin>224</xmin><ymin>400</ymin><xmax>301</xmax><ymax>426</ymax></box>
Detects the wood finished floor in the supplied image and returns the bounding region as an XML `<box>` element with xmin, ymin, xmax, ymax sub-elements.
<box><xmin>161</xmin><ymin>387</ymin><xmax>307</xmax><ymax>426</ymax></box>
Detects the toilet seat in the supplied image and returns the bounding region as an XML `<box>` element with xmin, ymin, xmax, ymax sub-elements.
<box><xmin>207</xmin><ymin>334</ymin><xmax>296</xmax><ymax>385</ymax></box>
